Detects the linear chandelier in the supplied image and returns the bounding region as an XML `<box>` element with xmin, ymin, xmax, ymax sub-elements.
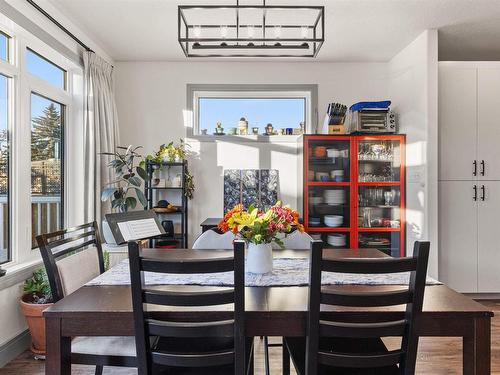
<box><xmin>178</xmin><ymin>1</ymin><xmax>325</xmax><ymax>58</ymax></box>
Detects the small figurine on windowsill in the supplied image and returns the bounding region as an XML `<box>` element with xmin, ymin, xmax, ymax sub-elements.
<box><xmin>265</xmin><ymin>123</ymin><xmax>274</xmax><ymax>135</ymax></box>
<box><xmin>214</xmin><ymin>121</ymin><xmax>225</xmax><ymax>135</ymax></box>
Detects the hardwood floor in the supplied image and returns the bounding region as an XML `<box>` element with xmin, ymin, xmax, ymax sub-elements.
<box><xmin>1</xmin><ymin>300</ymin><xmax>498</xmax><ymax>375</ymax></box>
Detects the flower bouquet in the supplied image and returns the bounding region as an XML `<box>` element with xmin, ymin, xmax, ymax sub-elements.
<box><xmin>218</xmin><ymin>202</ymin><xmax>304</xmax><ymax>273</ymax></box>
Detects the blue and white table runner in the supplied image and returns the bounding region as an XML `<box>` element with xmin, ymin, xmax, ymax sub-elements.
<box><xmin>86</xmin><ymin>258</ymin><xmax>441</xmax><ymax>287</ymax></box>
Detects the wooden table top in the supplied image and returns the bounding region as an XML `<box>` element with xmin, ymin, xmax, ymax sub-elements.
<box><xmin>44</xmin><ymin>248</ymin><xmax>492</xmax><ymax>319</ymax></box>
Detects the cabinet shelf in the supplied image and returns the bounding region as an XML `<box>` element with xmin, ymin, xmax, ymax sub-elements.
<box><xmin>307</xmin><ymin>182</ymin><xmax>350</xmax><ymax>187</ymax></box>
<box><xmin>357</xmin><ymin>182</ymin><xmax>401</xmax><ymax>186</ymax></box>
<box><xmin>358</xmin><ymin>227</ymin><xmax>401</xmax><ymax>232</ymax></box>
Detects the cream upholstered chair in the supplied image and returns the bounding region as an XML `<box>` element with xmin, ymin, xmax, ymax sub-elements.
<box><xmin>272</xmin><ymin>230</ymin><xmax>314</xmax><ymax>250</ymax></box>
<box><xmin>37</xmin><ymin>222</ymin><xmax>137</xmax><ymax>375</ymax></box>
<box><xmin>192</xmin><ymin>229</ymin><xmax>236</xmax><ymax>249</ymax></box>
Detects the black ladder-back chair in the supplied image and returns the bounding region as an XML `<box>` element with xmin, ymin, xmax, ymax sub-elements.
<box><xmin>37</xmin><ymin>222</ymin><xmax>137</xmax><ymax>375</ymax></box>
<box><xmin>128</xmin><ymin>239</ymin><xmax>253</xmax><ymax>375</ymax></box>
<box><xmin>284</xmin><ymin>240</ymin><xmax>430</xmax><ymax>375</ymax></box>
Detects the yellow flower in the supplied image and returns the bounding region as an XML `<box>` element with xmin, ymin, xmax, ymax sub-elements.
<box><xmin>255</xmin><ymin>234</ymin><xmax>262</xmax><ymax>242</ymax></box>
<box><xmin>236</xmin><ymin>209</ymin><xmax>258</xmax><ymax>231</ymax></box>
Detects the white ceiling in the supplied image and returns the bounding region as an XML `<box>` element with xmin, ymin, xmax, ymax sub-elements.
<box><xmin>47</xmin><ymin>0</ymin><xmax>500</xmax><ymax>62</ymax></box>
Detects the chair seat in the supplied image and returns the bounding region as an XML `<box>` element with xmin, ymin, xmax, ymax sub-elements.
<box><xmin>72</xmin><ymin>336</ymin><xmax>137</xmax><ymax>357</ymax></box>
<box><xmin>152</xmin><ymin>336</ymin><xmax>254</xmax><ymax>374</ymax></box>
<box><xmin>284</xmin><ymin>337</ymin><xmax>399</xmax><ymax>375</ymax></box>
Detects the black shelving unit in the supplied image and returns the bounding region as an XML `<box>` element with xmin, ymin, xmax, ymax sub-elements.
<box><xmin>144</xmin><ymin>160</ymin><xmax>188</xmax><ymax>248</ymax></box>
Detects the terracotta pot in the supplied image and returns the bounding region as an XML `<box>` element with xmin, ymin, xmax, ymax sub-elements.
<box><xmin>20</xmin><ymin>295</ymin><xmax>53</xmax><ymax>355</ymax></box>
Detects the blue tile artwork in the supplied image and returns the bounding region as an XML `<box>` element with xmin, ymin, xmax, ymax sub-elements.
<box><xmin>223</xmin><ymin>169</ymin><xmax>280</xmax><ymax>213</ymax></box>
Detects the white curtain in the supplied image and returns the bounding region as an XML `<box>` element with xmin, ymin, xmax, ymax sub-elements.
<box><xmin>83</xmin><ymin>51</ymin><xmax>119</xmax><ymax>223</ymax></box>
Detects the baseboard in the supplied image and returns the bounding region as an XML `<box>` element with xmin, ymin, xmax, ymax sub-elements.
<box><xmin>0</xmin><ymin>330</ymin><xmax>30</xmax><ymax>368</ymax></box>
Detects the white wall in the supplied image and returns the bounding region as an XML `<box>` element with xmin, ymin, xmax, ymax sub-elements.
<box><xmin>388</xmin><ymin>30</ymin><xmax>439</xmax><ymax>276</ymax></box>
<box><xmin>115</xmin><ymin>61</ymin><xmax>390</xmax><ymax>243</ymax></box>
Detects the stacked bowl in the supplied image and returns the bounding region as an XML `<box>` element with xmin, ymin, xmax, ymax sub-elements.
<box><xmin>327</xmin><ymin>234</ymin><xmax>346</xmax><ymax>247</ymax></box>
<box><xmin>324</xmin><ymin>215</ymin><xmax>343</xmax><ymax>227</ymax></box>
<box><xmin>323</xmin><ymin>189</ymin><xmax>346</xmax><ymax>205</ymax></box>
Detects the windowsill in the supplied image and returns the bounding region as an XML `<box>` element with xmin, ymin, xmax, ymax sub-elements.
<box><xmin>188</xmin><ymin>134</ymin><xmax>304</xmax><ymax>143</ymax></box>
<box><xmin>0</xmin><ymin>259</ymin><xmax>43</xmax><ymax>291</ymax></box>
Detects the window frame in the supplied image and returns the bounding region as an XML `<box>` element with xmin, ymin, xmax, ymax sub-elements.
<box><xmin>0</xmin><ymin>18</ymin><xmax>82</xmax><ymax>269</ymax></box>
<box><xmin>187</xmin><ymin>84</ymin><xmax>318</xmax><ymax>140</ymax></box>
<box><xmin>26</xmin><ymin>47</ymin><xmax>67</xmax><ymax>91</ymax></box>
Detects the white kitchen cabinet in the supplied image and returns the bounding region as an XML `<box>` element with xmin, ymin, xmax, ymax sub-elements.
<box><xmin>438</xmin><ymin>181</ymin><xmax>478</xmax><ymax>293</ymax></box>
<box><xmin>439</xmin><ymin>63</ymin><xmax>500</xmax><ymax>293</ymax></box>
<box><xmin>478</xmin><ymin>182</ymin><xmax>500</xmax><ymax>292</ymax></box>
<box><xmin>438</xmin><ymin>66</ymin><xmax>477</xmax><ymax>181</ymax></box>
<box><xmin>478</xmin><ymin>69</ymin><xmax>500</xmax><ymax>180</ymax></box>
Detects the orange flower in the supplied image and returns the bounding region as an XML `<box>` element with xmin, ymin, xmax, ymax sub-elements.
<box><xmin>218</xmin><ymin>204</ymin><xmax>244</xmax><ymax>232</ymax></box>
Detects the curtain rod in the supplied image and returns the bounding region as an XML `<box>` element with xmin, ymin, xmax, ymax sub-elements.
<box><xmin>26</xmin><ymin>0</ymin><xmax>94</xmax><ymax>53</ymax></box>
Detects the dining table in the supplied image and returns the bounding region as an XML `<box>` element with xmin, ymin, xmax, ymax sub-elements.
<box><xmin>43</xmin><ymin>248</ymin><xmax>493</xmax><ymax>375</ymax></box>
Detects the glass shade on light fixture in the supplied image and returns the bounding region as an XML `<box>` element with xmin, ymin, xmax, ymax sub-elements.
<box><xmin>301</xmin><ymin>26</ymin><xmax>308</xmax><ymax>39</ymax></box>
<box><xmin>247</xmin><ymin>26</ymin><xmax>255</xmax><ymax>39</ymax></box>
<box><xmin>274</xmin><ymin>25</ymin><xmax>281</xmax><ymax>39</ymax></box>
<box><xmin>220</xmin><ymin>25</ymin><xmax>228</xmax><ymax>39</ymax></box>
<box><xmin>193</xmin><ymin>25</ymin><xmax>202</xmax><ymax>38</ymax></box>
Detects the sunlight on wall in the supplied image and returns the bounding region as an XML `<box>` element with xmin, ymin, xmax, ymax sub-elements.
<box><xmin>405</xmin><ymin>140</ymin><xmax>426</xmax><ymax>167</ymax></box>
<box><xmin>183</xmin><ymin>109</ymin><xmax>193</xmax><ymax>129</ymax></box>
<box><xmin>216</xmin><ymin>142</ymin><xmax>260</xmax><ymax>169</ymax></box>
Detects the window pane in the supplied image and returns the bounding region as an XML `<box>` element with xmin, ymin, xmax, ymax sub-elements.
<box><xmin>0</xmin><ymin>32</ymin><xmax>9</xmax><ymax>62</ymax></box>
<box><xmin>0</xmin><ymin>75</ymin><xmax>9</xmax><ymax>263</ymax></box>
<box><xmin>26</xmin><ymin>49</ymin><xmax>66</xmax><ymax>89</ymax></box>
<box><xmin>31</xmin><ymin>93</ymin><xmax>63</xmax><ymax>248</ymax></box>
<box><xmin>198</xmin><ymin>97</ymin><xmax>305</xmax><ymax>135</ymax></box>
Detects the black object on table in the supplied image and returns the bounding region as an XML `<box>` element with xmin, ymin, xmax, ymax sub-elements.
<box><xmin>200</xmin><ymin>218</ymin><xmax>222</xmax><ymax>233</ymax></box>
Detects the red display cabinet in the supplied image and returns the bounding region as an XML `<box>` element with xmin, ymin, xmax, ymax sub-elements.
<box><xmin>303</xmin><ymin>135</ymin><xmax>406</xmax><ymax>257</ymax></box>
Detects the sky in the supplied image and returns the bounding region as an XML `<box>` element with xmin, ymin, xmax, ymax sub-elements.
<box><xmin>0</xmin><ymin>40</ymin><xmax>64</xmax><ymax>140</ymax></box>
<box><xmin>198</xmin><ymin>97</ymin><xmax>305</xmax><ymax>134</ymax></box>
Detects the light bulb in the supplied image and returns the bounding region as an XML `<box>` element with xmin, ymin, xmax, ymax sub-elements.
<box><xmin>220</xmin><ymin>25</ymin><xmax>228</xmax><ymax>39</ymax></box>
<box><xmin>301</xmin><ymin>26</ymin><xmax>308</xmax><ymax>39</ymax></box>
<box><xmin>274</xmin><ymin>25</ymin><xmax>281</xmax><ymax>39</ymax></box>
<box><xmin>193</xmin><ymin>25</ymin><xmax>202</xmax><ymax>38</ymax></box>
<box><xmin>247</xmin><ymin>26</ymin><xmax>255</xmax><ymax>39</ymax></box>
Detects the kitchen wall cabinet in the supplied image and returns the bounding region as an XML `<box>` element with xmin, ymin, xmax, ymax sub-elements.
<box><xmin>478</xmin><ymin>69</ymin><xmax>500</xmax><ymax>180</ymax></box>
<box><xmin>477</xmin><ymin>181</ymin><xmax>500</xmax><ymax>292</ymax></box>
<box><xmin>438</xmin><ymin>67</ymin><xmax>477</xmax><ymax>181</ymax></box>
<box><xmin>438</xmin><ymin>181</ymin><xmax>477</xmax><ymax>293</ymax></box>
<box><xmin>439</xmin><ymin>62</ymin><xmax>500</xmax><ymax>293</ymax></box>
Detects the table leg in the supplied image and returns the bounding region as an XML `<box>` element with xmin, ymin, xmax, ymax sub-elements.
<box><xmin>282</xmin><ymin>341</ymin><xmax>290</xmax><ymax>375</ymax></box>
<box><xmin>45</xmin><ymin>317</ymin><xmax>71</xmax><ymax>375</ymax></box>
<box><xmin>463</xmin><ymin>316</ymin><xmax>491</xmax><ymax>375</ymax></box>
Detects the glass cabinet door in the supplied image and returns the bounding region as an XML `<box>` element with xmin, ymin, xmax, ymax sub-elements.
<box><xmin>306</xmin><ymin>138</ymin><xmax>351</xmax><ymax>230</ymax></box>
<box><xmin>357</xmin><ymin>139</ymin><xmax>401</xmax><ymax>182</ymax></box>
<box><xmin>309</xmin><ymin>231</ymin><xmax>350</xmax><ymax>249</ymax></box>
<box><xmin>358</xmin><ymin>232</ymin><xmax>401</xmax><ymax>257</ymax></box>
<box><xmin>358</xmin><ymin>186</ymin><xmax>401</xmax><ymax>228</ymax></box>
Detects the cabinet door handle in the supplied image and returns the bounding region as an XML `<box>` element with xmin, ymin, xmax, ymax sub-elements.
<box><xmin>481</xmin><ymin>185</ymin><xmax>486</xmax><ymax>201</ymax></box>
<box><xmin>481</xmin><ymin>160</ymin><xmax>485</xmax><ymax>176</ymax></box>
<box><xmin>473</xmin><ymin>160</ymin><xmax>477</xmax><ymax>176</ymax></box>
<box><xmin>473</xmin><ymin>185</ymin><xmax>478</xmax><ymax>201</ymax></box>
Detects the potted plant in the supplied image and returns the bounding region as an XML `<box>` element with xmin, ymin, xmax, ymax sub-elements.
<box><xmin>20</xmin><ymin>269</ymin><xmax>53</xmax><ymax>356</ymax></box>
<box><xmin>142</xmin><ymin>140</ymin><xmax>195</xmax><ymax>200</ymax></box>
<box><xmin>218</xmin><ymin>202</ymin><xmax>303</xmax><ymax>274</ymax></box>
<box><xmin>100</xmin><ymin>145</ymin><xmax>148</xmax><ymax>244</ymax></box>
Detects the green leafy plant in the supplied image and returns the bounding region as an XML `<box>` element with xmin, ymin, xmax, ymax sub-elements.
<box><xmin>141</xmin><ymin>140</ymin><xmax>195</xmax><ymax>200</ymax></box>
<box><xmin>142</xmin><ymin>139</ymin><xmax>189</xmax><ymax>164</ymax></box>
<box><xmin>23</xmin><ymin>269</ymin><xmax>52</xmax><ymax>304</ymax></box>
<box><xmin>184</xmin><ymin>170</ymin><xmax>195</xmax><ymax>200</ymax></box>
<box><xmin>101</xmin><ymin>145</ymin><xmax>148</xmax><ymax>212</ymax></box>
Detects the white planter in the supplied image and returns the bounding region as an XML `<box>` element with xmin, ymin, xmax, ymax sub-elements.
<box><xmin>247</xmin><ymin>243</ymin><xmax>273</xmax><ymax>274</ymax></box>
